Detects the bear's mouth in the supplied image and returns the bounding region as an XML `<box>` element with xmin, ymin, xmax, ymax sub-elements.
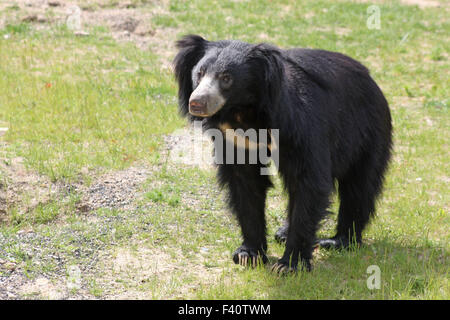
<box><xmin>189</xmin><ymin>103</ymin><xmax>208</xmax><ymax>117</ymax></box>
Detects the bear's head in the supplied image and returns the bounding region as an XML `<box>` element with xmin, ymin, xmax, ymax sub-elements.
<box><xmin>174</xmin><ymin>35</ymin><xmax>284</xmax><ymax>119</ymax></box>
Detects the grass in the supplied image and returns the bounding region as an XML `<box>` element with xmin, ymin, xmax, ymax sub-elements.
<box><xmin>0</xmin><ymin>24</ymin><xmax>181</xmax><ymax>181</ymax></box>
<box><xmin>0</xmin><ymin>0</ymin><xmax>448</xmax><ymax>299</ymax></box>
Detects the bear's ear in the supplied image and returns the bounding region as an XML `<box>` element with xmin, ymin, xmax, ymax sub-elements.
<box><xmin>248</xmin><ymin>44</ymin><xmax>284</xmax><ymax>113</ymax></box>
<box><xmin>173</xmin><ymin>35</ymin><xmax>207</xmax><ymax>117</ymax></box>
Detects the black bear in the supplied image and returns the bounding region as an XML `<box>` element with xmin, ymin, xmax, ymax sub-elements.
<box><xmin>174</xmin><ymin>35</ymin><xmax>392</xmax><ymax>272</ymax></box>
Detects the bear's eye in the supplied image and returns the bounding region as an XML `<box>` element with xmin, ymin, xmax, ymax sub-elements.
<box><xmin>220</xmin><ymin>74</ymin><xmax>232</xmax><ymax>86</ymax></box>
<box><xmin>197</xmin><ymin>68</ymin><xmax>205</xmax><ymax>79</ymax></box>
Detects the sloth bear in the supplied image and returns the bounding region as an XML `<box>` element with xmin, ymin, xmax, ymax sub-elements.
<box><xmin>174</xmin><ymin>35</ymin><xmax>392</xmax><ymax>272</ymax></box>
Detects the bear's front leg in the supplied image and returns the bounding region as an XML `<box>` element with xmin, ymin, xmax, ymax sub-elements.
<box><xmin>273</xmin><ymin>168</ymin><xmax>332</xmax><ymax>273</ymax></box>
<box><xmin>217</xmin><ymin>163</ymin><xmax>272</xmax><ymax>267</ymax></box>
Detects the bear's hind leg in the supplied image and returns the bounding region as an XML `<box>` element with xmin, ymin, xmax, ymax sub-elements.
<box><xmin>274</xmin><ymin>220</ymin><xmax>288</xmax><ymax>244</ymax></box>
<box><xmin>318</xmin><ymin>152</ymin><xmax>389</xmax><ymax>250</ymax></box>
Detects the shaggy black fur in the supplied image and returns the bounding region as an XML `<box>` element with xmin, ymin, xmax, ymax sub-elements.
<box><xmin>174</xmin><ymin>35</ymin><xmax>392</xmax><ymax>272</ymax></box>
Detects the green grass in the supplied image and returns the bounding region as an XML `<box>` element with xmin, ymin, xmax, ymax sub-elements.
<box><xmin>0</xmin><ymin>25</ymin><xmax>182</xmax><ymax>181</ymax></box>
<box><xmin>0</xmin><ymin>0</ymin><xmax>448</xmax><ymax>299</ymax></box>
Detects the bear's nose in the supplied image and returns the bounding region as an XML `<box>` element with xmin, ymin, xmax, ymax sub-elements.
<box><xmin>189</xmin><ymin>97</ymin><xmax>208</xmax><ymax>116</ymax></box>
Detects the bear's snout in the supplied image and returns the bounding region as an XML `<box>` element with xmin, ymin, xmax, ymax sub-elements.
<box><xmin>189</xmin><ymin>98</ymin><xmax>208</xmax><ymax>116</ymax></box>
<box><xmin>189</xmin><ymin>75</ymin><xmax>226</xmax><ymax>117</ymax></box>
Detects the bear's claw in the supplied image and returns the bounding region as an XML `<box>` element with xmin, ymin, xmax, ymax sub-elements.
<box><xmin>232</xmin><ymin>245</ymin><xmax>268</xmax><ymax>268</ymax></box>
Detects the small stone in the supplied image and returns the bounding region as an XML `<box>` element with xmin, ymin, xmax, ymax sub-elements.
<box><xmin>77</xmin><ymin>203</ymin><xmax>90</xmax><ymax>212</ymax></box>
<box><xmin>121</xmin><ymin>1</ymin><xmax>136</xmax><ymax>9</ymax></box>
<box><xmin>37</xmin><ymin>15</ymin><xmax>47</xmax><ymax>23</ymax></box>
<box><xmin>74</xmin><ymin>31</ymin><xmax>90</xmax><ymax>37</ymax></box>
<box><xmin>22</xmin><ymin>14</ymin><xmax>47</xmax><ymax>23</ymax></box>
<box><xmin>3</xmin><ymin>262</ymin><xmax>17</xmax><ymax>271</ymax></box>
<box><xmin>17</xmin><ymin>228</ymin><xmax>33</xmax><ymax>235</ymax></box>
<box><xmin>48</xmin><ymin>1</ymin><xmax>61</xmax><ymax>7</ymax></box>
<box><xmin>134</xmin><ymin>24</ymin><xmax>155</xmax><ymax>37</ymax></box>
<box><xmin>22</xmin><ymin>15</ymin><xmax>37</xmax><ymax>22</ymax></box>
<box><xmin>113</xmin><ymin>17</ymin><xmax>139</xmax><ymax>32</ymax></box>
